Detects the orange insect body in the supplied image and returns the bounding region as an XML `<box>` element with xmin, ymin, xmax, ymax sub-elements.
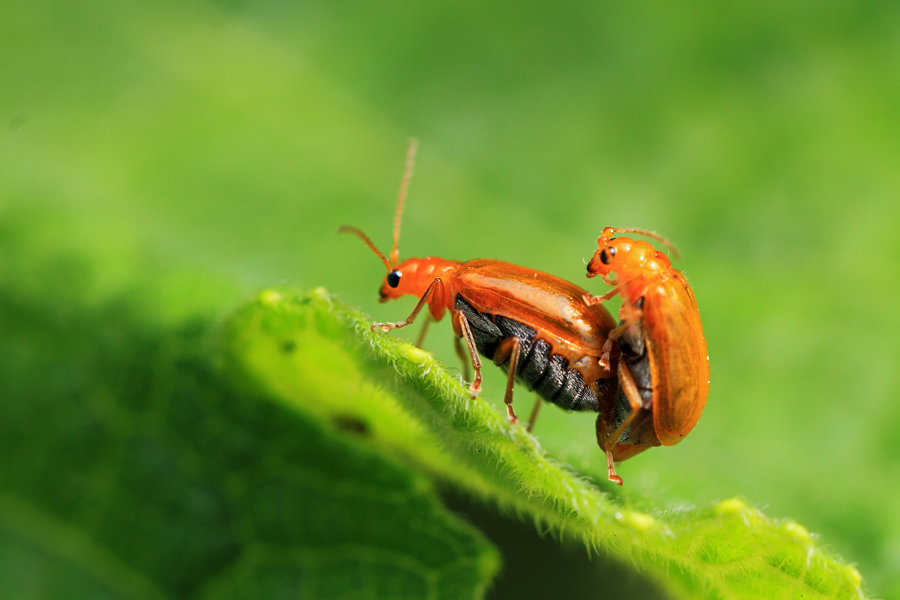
<box><xmin>586</xmin><ymin>226</ymin><xmax>710</xmax><ymax>470</ymax></box>
<box><xmin>382</xmin><ymin>257</ymin><xmax>615</xmax><ymax>353</ymax></box>
<box><xmin>341</xmin><ymin>142</ymin><xmax>627</xmax><ymax>483</ymax></box>
<box><xmin>342</xmin><ymin>240</ymin><xmax>620</xmax><ymax>430</ymax></box>
<box><xmin>377</xmin><ymin>257</ymin><xmax>460</xmax><ymax>320</ymax></box>
<box><xmin>380</xmin><ymin>257</ymin><xmax>618</xmax><ymax>389</ymax></box>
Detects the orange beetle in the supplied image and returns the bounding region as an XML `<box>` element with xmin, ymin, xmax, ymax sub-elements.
<box><xmin>585</xmin><ymin>227</ymin><xmax>710</xmax><ymax>481</ymax></box>
<box><xmin>341</xmin><ymin>142</ymin><xmax>625</xmax><ymax>482</ymax></box>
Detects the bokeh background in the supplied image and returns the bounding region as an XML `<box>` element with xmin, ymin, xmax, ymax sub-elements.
<box><xmin>2</xmin><ymin>1</ymin><xmax>899</xmax><ymax>597</ymax></box>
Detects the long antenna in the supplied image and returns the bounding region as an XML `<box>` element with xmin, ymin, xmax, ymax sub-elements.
<box><xmin>391</xmin><ymin>138</ymin><xmax>418</xmax><ymax>266</ymax></box>
<box><xmin>602</xmin><ymin>226</ymin><xmax>681</xmax><ymax>260</ymax></box>
<box><xmin>337</xmin><ymin>225</ymin><xmax>392</xmax><ymax>271</ymax></box>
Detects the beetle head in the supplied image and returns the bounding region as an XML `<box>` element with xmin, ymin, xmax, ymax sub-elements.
<box><xmin>337</xmin><ymin>225</ymin><xmax>413</xmax><ymax>302</ymax></box>
<box><xmin>377</xmin><ymin>258</ymin><xmax>418</xmax><ymax>302</ymax></box>
<box><xmin>587</xmin><ymin>227</ymin><xmax>679</xmax><ymax>283</ymax></box>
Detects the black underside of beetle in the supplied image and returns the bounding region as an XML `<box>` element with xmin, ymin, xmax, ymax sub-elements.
<box><xmin>611</xmin><ymin>297</ymin><xmax>654</xmax><ymax>436</ymax></box>
<box><xmin>455</xmin><ymin>295</ymin><xmax>600</xmax><ymax>412</ymax></box>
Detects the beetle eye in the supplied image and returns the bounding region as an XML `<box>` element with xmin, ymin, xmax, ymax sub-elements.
<box><xmin>387</xmin><ymin>270</ymin><xmax>402</xmax><ymax>288</ymax></box>
<box><xmin>600</xmin><ymin>247</ymin><xmax>616</xmax><ymax>265</ymax></box>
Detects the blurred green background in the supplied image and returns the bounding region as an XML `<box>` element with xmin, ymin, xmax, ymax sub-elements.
<box><xmin>2</xmin><ymin>0</ymin><xmax>899</xmax><ymax>597</ymax></box>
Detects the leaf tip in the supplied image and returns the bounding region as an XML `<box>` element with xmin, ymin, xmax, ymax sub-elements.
<box><xmin>258</xmin><ymin>288</ymin><xmax>286</xmax><ymax>307</ymax></box>
<box><xmin>715</xmin><ymin>497</ymin><xmax>750</xmax><ymax>517</ymax></box>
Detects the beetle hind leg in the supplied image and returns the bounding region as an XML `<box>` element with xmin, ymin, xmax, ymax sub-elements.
<box><xmin>492</xmin><ymin>336</ymin><xmax>522</xmax><ymax>423</ymax></box>
<box><xmin>605</xmin><ymin>448</ymin><xmax>623</xmax><ymax>486</ymax></box>
<box><xmin>598</xmin><ymin>362</ymin><xmax>645</xmax><ymax>486</ymax></box>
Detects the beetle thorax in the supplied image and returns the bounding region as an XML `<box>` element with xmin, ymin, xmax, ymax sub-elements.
<box><xmin>612</xmin><ymin>239</ymin><xmax>671</xmax><ymax>277</ymax></box>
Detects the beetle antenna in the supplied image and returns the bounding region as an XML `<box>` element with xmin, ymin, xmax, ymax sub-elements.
<box><xmin>391</xmin><ymin>138</ymin><xmax>418</xmax><ymax>266</ymax></box>
<box><xmin>337</xmin><ymin>225</ymin><xmax>393</xmax><ymax>271</ymax></box>
<box><xmin>606</xmin><ymin>227</ymin><xmax>681</xmax><ymax>260</ymax></box>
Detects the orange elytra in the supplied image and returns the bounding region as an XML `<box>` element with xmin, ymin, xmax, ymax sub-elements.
<box><xmin>341</xmin><ymin>142</ymin><xmax>639</xmax><ymax>483</ymax></box>
<box><xmin>585</xmin><ymin>227</ymin><xmax>710</xmax><ymax>478</ymax></box>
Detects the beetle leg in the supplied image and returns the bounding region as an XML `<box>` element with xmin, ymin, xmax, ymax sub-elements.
<box><xmin>415</xmin><ymin>313</ymin><xmax>433</xmax><ymax>348</ymax></box>
<box><xmin>583</xmin><ymin>288</ymin><xmax>619</xmax><ymax>306</ymax></box>
<box><xmin>595</xmin><ymin>412</ymin><xmax>624</xmax><ymax>484</ymax></box>
<box><xmin>604</xmin><ymin>361</ymin><xmax>646</xmax><ymax>451</ymax></box>
<box><xmin>617</xmin><ymin>301</ymin><xmax>643</xmax><ymax>333</ymax></box>
<box><xmin>455</xmin><ymin>310</ymin><xmax>483</xmax><ymax>398</ymax></box>
<box><xmin>598</xmin><ymin>362</ymin><xmax>646</xmax><ymax>486</ymax></box>
<box><xmin>373</xmin><ymin>277</ymin><xmax>443</xmax><ymax>332</ymax></box>
<box><xmin>608</xmin><ymin>322</ymin><xmax>628</xmax><ymax>340</ymax></box>
<box><xmin>526</xmin><ymin>397</ymin><xmax>542</xmax><ymax>433</ymax></box>
<box><xmin>492</xmin><ymin>337</ymin><xmax>521</xmax><ymax>423</ymax></box>
<box><xmin>586</xmin><ymin>274</ymin><xmax>648</xmax><ymax>307</ymax></box>
<box><xmin>599</xmin><ymin>338</ymin><xmax>615</xmax><ymax>371</ymax></box>
<box><xmin>453</xmin><ymin>335</ymin><xmax>472</xmax><ymax>382</ymax></box>
<box><xmin>605</xmin><ymin>448</ymin><xmax>623</xmax><ymax>486</ymax></box>
<box><xmin>605</xmin><ymin>302</ymin><xmax>643</xmax><ymax>359</ymax></box>
<box><xmin>609</xmin><ymin>306</ymin><xmax>643</xmax><ymax>340</ymax></box>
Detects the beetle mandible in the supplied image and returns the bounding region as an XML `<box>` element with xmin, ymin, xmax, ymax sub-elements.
<box><xmin>340</xmin><ymin>142</ymin><xmax>624</xmax><ymax>478</ymax></box>
<box><xmin>584</xmin><ymin>227</ymin><xmax>710</xmax><ymax>475</ymax></box>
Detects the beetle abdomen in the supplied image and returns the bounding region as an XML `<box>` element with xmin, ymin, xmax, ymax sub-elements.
<box><xmin>456</xmin><ymin>296</ymin><xmax>600</xmax><ymax>412</ymax></box>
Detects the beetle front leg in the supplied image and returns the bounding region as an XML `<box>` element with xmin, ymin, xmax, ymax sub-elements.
<box><xmin>454</xmin><ymin>310</ymin><xmax>482</xmax><ymax>398</ymax></box>
<box><xmin>372</xmin><ymin>278</ymin><xmax>443</xmax><ymax>332</ymax></box>
<box><xmin>584</xmin><ymin>274</ymin><xmax>646</xmax><ymax>306</ymax></box>
<box><xmin>583</xmin><ymin>288</ymin><xmax>619</xmax><ymax>306</ymax></box>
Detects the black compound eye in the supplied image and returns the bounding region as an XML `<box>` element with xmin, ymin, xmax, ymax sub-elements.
<box><xmin>387</xmin><ymin>270</ymin><xmax>402</xmax><ymax>288</ymax></box>
<box><xmin>600</xmin><ymin>247</ymin><xmax>616</xmax><ymax>265</ymax></box>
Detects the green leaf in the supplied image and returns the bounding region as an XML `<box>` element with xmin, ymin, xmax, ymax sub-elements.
<box><xmin>0</xmin><ymin>272</ymin><xmax>498</xmax><ymax>599</ymax></box>
<box><xmin>222</xmin><ymin>287</ymin><xmax>869</xmax><ymax>600</ymax></box>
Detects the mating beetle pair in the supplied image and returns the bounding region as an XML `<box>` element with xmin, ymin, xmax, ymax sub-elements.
<box><xmin>341</xmin><ymin>142</ymin><xmax>709</xmax><ymax>485</ymax></box>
